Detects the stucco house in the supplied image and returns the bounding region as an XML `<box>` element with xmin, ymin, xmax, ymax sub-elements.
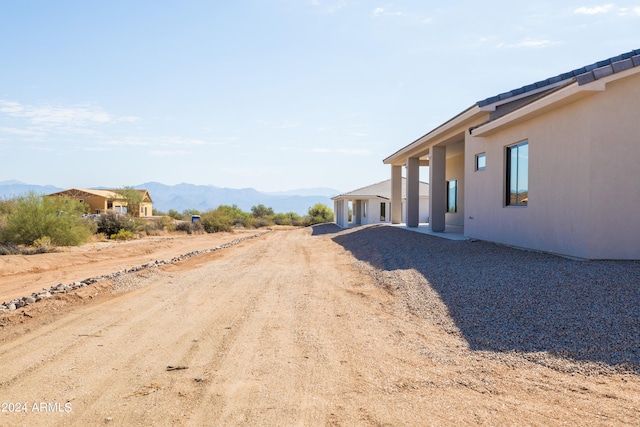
<box><xmin>332</xmin><ymin>178</ymin><xmax>429</xmax><ymax>228</ymax></box>
<box><xmin>384</xmin><ymin>49</ymin><xmax>640</xmax><ymax>259</ymax></box>
<box><xmin>48</xmin><ymin>188</ymin><xmax>154</xmax><ymax>217</ymax></box>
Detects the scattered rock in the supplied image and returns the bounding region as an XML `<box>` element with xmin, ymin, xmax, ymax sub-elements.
<box><xmin>0</xmin><ymin>230</ymin><xmax>271</xmax><ymax>313</ymax></box>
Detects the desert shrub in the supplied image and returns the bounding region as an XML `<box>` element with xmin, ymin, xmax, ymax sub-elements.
<box><xmin>1</xmin><ymin>192</ymin><xmax>94</xmax><ymax>246</ymax></box>
<box><xmin>251</xmin><ymin>204</ymin><xmax>274</xmax><ymax>218</ymax></box>
<box><xmin>110</xmin><ymin>229</ymin><xmax>135</xmax><ymax>241</ymax></box>
<box><xmin>144</xmin><ymin>216</ymin><xmax>174</xmax><ymax>234</ymax></box>
<box><xmin>166</xmin><ymin>209</ymin><xmax>184</xmax><ymax>220</ymax></box>
<box><xmin>250</xmin><ymin>218</ymin><xmax>274</xmax><ymax>228</ymax></box>
<box><xmin>32</xmin><ymin>236</ymin><xmax>54</xmax><ymax>253</ymax></box>
<box><xmin>200</xmin><ymin>208</ymin><xmax>233</xmax><ymax>233</ymax></box>
<box><xmin>97</xmin><ymin>211</ymin><xmax>142</xmax><ymax>237</ymax></box>
<box><xmin>0</xmin><ymin>243</ymin><xmax>20</xmax><ymax>255</ymax></box>
<box><xmin>305</xmin><ymin>203</ymin><xmax>334</xmax><ymax>225</ymax></box>
<box><xmin>273</xmin><ymin>212</ymin><xmax>302</xmax><ymax>226</ymax></box>
<box><xmin>174</xmin><ymin>220</ymin><xmax>203</xmax><ymax>234</ymax></box>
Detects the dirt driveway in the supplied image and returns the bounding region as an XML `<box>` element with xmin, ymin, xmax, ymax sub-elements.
<box><xmin>1</xmin><ymin>226</ymin><xmax>639</xmax><ymax>426</ymax></box>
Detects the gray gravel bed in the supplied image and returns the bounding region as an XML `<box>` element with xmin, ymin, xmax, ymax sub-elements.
<box><xmin>327</xmin><ymin>224</ymin><xmax>640</xmax><ymax>374</ymax></box>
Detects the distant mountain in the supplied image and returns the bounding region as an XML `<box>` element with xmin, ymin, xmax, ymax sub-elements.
<box><xmin>0</xmin><ymin>181</ymin><xmax>63</xmax><ymax>199</ymax></box>
<box><xmin>134</xmin><ymin>182</ymin><xmax>334</xmax><ymax>216</ymax></box>
<box><xmin>264</xmin><ymin>187</ymin><xmax>341</xmax><ymax>198</ymax></box>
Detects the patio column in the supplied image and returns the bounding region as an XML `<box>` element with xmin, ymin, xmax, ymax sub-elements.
<box><xmin>354</xmin><ymin>200</ymin><xmax>362</xmax><ymax>225</ymax></box>
<box><xmin>429</xmin><ymin>145</ymin><xmax>446</xmax><ymax>232</ymax></box>
<box><xmin>341</xmin><ymin>200</ymin><xmax>349</xmax><ymax>227</ymax></box>
<box><xmin>406</xmin><ymin>157</ymin><xmax>420</xmax><ymax>227</ymax></box>
<box><xmin>390</xmin><ymin>165</ymin><xmax>402</xmax><ymax>224</ymax></box>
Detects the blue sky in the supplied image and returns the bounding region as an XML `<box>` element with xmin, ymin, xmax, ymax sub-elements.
<box><xmin>0</xmin><ymin>1</ymin><xmax>637</xmax><ymax>193</ymax></box>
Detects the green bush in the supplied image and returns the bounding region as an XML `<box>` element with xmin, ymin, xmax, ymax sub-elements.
<box><xmin>110</xmin><ymin>229</ymin><xmax>135</xmax><ymax>241</ymax></box>
<box><xmin>251</xmin><ymin>204</ymin><xmax>274</xmax><ymax>218</ymax></box>
<box><xmin>33</xmin><ymin>236</ymin><xmax>54</xmax><ymax>253</ymax></box>
<box><xmin>97</xmin><ymin>211</ymin><xmax>141</xmax><ymax>237</ymax></box>
<box><xmin>1</xmin><ymin>192</ymin><xmax>94</xmax><ymax>246</ymax></box>
<box><xmin>200</xmin><ymin>208</ymin><xmax>233</xmax><ymax>233</ymax></box>
<box><xmin>175</xmin><ymin>220</ymin><xmax>204</xmax><ymax>235</ymax></box>
<box><xmin>305</xmin><ymin>203</ymin><xmax>334</xmax><ymax>225</ymax></box>
<box><xmin>273</xmin><ymin>212</ymin><xmax>302</xmax><ymax>226</ymax></box>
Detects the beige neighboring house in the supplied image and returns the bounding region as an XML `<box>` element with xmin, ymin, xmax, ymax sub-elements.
<box><xmin>48</xmin><ymin>188</ymin><xmax>154</xmax><ymax>217</ymax></box>
<box><xmin>384</xmin><ymin>48</ymin><xmax>640</xmax><ymax>259</ymax></box>
<box><xmin>332</xmin><ymin>178</ymin><xmax>429</xmax><ymax>228</ymax></box>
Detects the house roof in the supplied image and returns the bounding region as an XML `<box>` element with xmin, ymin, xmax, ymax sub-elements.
<box><xmin>332</xmin><ymin>178</ymin><xmax>429</xmax><ymax>201</ymax></box>
<box><xmin>477</xmin><ymin>48</ymin><xmax>640</xmax><ymax>108</ymax></box>
<box><xmin>384</xmin><ymin>48</ymin><xmax>640</xmax><ymax>165</ymax></box>
<box><xmin>49</xmin><ymin>188</ymin><xmax>153</xmax><ymax>202</ymax></box>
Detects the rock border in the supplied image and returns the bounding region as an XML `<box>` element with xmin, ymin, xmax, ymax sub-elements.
<box><xmin>0</xmin><ymin>230</ymin><xmax>271</xmax><ymax>311</ymax></box>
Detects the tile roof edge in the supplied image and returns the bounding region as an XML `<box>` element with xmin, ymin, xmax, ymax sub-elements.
<box><xmin>477</xmin><ymin>49</ymin><xmax>640</xmax><ymax>108</ymax></box>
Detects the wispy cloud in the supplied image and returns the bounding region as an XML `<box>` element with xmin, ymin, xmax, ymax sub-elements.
<box><xmin>280</xmin><ymin>146</ymin><xmax>371</xmax><ymax>156</ymax></box>
<box><xmin>497</xmin><ymin>39</ymin><xmax>557</xmax><ymax>49</ymax></box>
<box><xmin>311</xmin><ymin>0</ymin><xmax>346</xmax><ymax>13</ymax></box>
<box><xmin>573</xmin><ymin>4</ymin><xmax>615</xmax><ymax>14</ymax></box>
<box><xmin>256</xmin><ymin>119</ymin><xmax>302</xmax><ymax>129</ymax></box>
<box><xmin>0</xmin><ymin>100</ymin><xmax>138</xmax><ymax>127</ymax></box>
<box><xmin>0</xmin><ymin>126</ymin><xmax>46</xmax><ymax>138</ymax></box>
<box><xmin>372</xmin><ymin>7</ymin><xmax>402</xmax><ymax>17</ymax></box>
<box><xmin>102</xmin><ymin>136</ymin><xmax>214</xmax><ymax>149</ymax></box>
<box><xmin>149</xmin><ymin>150</ymin><xmax>191</xmax><ymax>157</ymax></box>
<box><xmin>617</xmin><ymin>6</ymin><xmax>640</xmax><ymax>15</ymax></box>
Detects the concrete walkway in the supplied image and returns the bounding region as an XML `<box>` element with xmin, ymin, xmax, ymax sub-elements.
<box><xmin>389</xmin><ymin>223</ymin><xmax>468</xmax><ymax>241</ymax></box>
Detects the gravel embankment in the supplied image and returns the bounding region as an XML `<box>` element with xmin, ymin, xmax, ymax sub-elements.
<box><xmin>324</xmin><ymin>224</ymin><xmax>640</xmax><ymax>375</ymax></box>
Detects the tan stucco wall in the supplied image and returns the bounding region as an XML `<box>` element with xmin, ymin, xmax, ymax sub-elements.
<box><xmin>465</xmin><ymin>72</ymin><xmax>640</xmax><ymax>259</ymax></box>
<box><xmin>445</xmin><ymin>153</ymin><xmax>465</xmax><ymax>227</ymax></box>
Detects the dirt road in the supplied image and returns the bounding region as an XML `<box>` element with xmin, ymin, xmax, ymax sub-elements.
<box><xmin>1</xmin><ymin>227</ymin><xmax>639</xmax><ymax>426</ymax></box>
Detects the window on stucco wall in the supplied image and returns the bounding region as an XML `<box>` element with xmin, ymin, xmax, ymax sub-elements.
<box><xmin>506</xmin><ymin>140</ymin><xmax>529</xmax><ymax>206</ymax></box>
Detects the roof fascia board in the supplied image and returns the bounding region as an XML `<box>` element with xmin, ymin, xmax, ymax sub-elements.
<box><xmin>473</xmin><ymin>65</ymin><xmax>640</xmax><ymax>137</ymax></box>
<box><xmin>471</xmin><ymin>80</ymin><xmax>606</xmax><ymax>137</ymax></box>
<box><xmin>383</xmin><ymin>105</ymin><xmax>486</xmax><ymax>165</ymax></box>
<box><xmin>479</xmin><ymin>79</ymin><xmax>573</xmax><ymax>111</ymax></box>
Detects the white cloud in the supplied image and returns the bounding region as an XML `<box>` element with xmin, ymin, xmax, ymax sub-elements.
<box><xmin>150</xmin><ymin>150</ymin><xmax>190</xmax><ymax>157</ymax></box>
<box><xmin>372</xmin><ymin>7</ymin><xmax>402</xmax><ymax>17</ymax></box>
<box><xmin>632</xmin><ymin>6</ymin><xmax>640</xmax><ymax>15</ymax></box>
<box><xmin>103</xmin><ymin>136</ymin><xmax>213</xmax><ymax>148</ymax></box>
<box><xmin>573</xmin><ymin>4</ymin><xmax>615</xmax><ymax>14</ymax></box>
<box><xmin>311</xmin><ymin>0</ymin><xmax>346</xmax><ymax>13</ymax></box>
<box><xmin>499</xmin><ymin>39</ymin><xmax>557</xmax><ymax>49</ymax></box>
<box><xmin>0</xmin><ymin>100</ymin><xmax>140</xmax><ymax>130</ymax></box>
<box><xmin>0</xmin><ymin>126</ymin><xmax>45</xmax><ymax>138</ymax></box>
<box><xmin>279</xmin><ymin>146</ymin><xmax>370</xmax><ymax>156</ymax></box>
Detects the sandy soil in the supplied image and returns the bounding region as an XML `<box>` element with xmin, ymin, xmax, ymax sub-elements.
<box><xmin>0</xmin><ymin>226</ymin><xmax>639</xmax><ymax>426</ymax></box>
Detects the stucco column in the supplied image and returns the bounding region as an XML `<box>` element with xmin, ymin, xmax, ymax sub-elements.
<box><xmin>390</xmin><ymin>165</ymin><xmax>402</xmax><ymax>224</ymax></box>
<box><xmin>429</xmin><ymin>145</ymin><xmax>446</xmax><ymax>232</ymax></box>
<box><xmin>354</xmin><ymin>200</ymin><xmax>362</xmax><ymax>225</ymax></box>
<box><xmin>406</xmin><ymin>157</ymin><xmax>420</xmax><ymax>227</ymax></box>
<box><xmin>341</xmin><ymin>200</ymin><xmax>348</xmax><ymax>227</ymax></box>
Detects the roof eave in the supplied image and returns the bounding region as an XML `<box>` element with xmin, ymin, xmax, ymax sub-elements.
<box><xmin>472</xmin><ymin>66</ymin><xmax>640</xmax><ymax>137</ymax></box>
<box><xmin>383</xmin><ymin>104</ymin><xmax>487</xmax><ymax>165</ymax></box>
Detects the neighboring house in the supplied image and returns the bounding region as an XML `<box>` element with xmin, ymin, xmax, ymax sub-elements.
<box><xmin>383</xmin><ymin>49</ymin><xmax>640</xmax><ymax>259</ymax></box>
<box><xmin>48</xmin><ymin>188</ymin><xmax>154</xmax><ymax>217</ymax></box>
<box><xmin>332</xmin><ymin>178</ymin><xmax>429</xmax><ymax>228</ymax></box>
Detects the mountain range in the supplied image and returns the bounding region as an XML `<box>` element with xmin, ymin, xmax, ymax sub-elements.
<box><xmin>0</xmin><ymin>181</ymin><xmax>340</xmax><ymax>216</ymax></box>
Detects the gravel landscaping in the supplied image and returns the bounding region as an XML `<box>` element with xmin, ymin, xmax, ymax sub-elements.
<box><xmin>328</xmin><ymin>224</ymin><xmax>640</xmax><ymax>375</ymax></box>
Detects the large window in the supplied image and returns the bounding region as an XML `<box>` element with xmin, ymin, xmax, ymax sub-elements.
<box><xmin>506</xmin><ymin>141</ymin><xmax>528</xmax><ymax>206</ymax></box>
<box><xmin>380</xmin><ymin>202</ymin><xmax>386</xmax><ymax>221</ymax></box>
<box><xmin>447</xmin><ymin>180</ymin><xmax>458</xmax><ymax>213</ymax></box>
